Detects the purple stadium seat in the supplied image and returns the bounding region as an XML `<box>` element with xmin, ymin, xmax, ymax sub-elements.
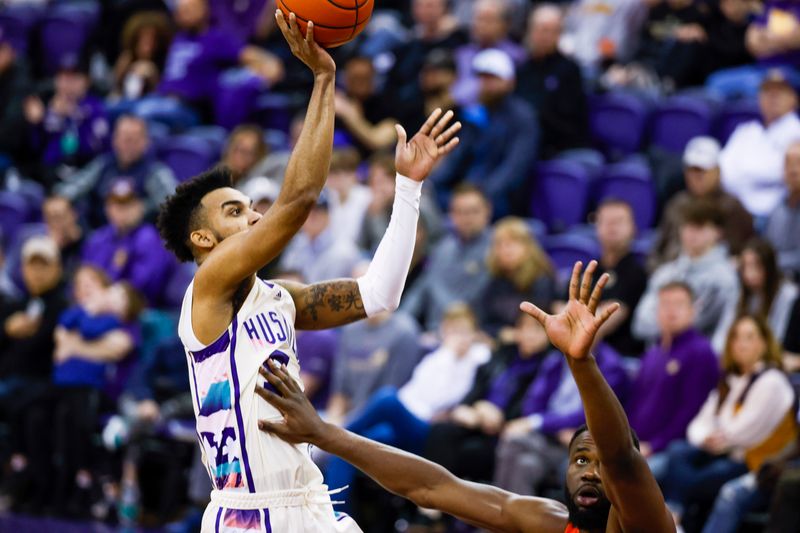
<box><xmin>589</xmin><ymin>92</ymin><xmax>651</xmax><ymax>159</ymax></box>
<box><xmin>0</xmin><ymin>191</ymin><xmax>30</xmax><ymax>247</ymax></box>
<box><xmin>254</xmin><ymin>92</ymin><xmax>298</xmax><ymax>135</ymax></box>
<box><xmin>530</xmin><ymin>160</ymin><xmax>591</xmax><ymax>233</ymax></box>
<box><xmin>157</xmin><ymin>136</ymin><xmax>221</xmax><ymax>182</ymax></box>
<box><xmin>38</xmin><ymin>9</ymin><xmax>96</xmax><ymax>75</ymax></box>
<box><xmin>543</xmin><ymin>233</ymin><xmax>601</xmax><ymax>286</ymax></box>
<box><xmin>595</xmin><ymin>161</ymin><xmax>657</xmax><ymax>230</ymax></box>
<box><xmin>164</xmin><ymin>261</ymin><xmax>197</xmax><ymax>309</ymax></box>
<box><xmin>715</xmin><ymin>99</ymin><xmax>761</xmax><ymax>144</ymax></box>
<box><xmin>0</xmin><ymin>6</ymin><xmax>42</xmax><ymax>54</ymax></box>
<box><xmin>650</xmin><ymin>96</ymin><xmax>714</xmax><ymax>154</ymax></box>
<box><xmin>214</xmin><ymin>69</ymin><xmax>265</xmax><ymax>130</ymax></box>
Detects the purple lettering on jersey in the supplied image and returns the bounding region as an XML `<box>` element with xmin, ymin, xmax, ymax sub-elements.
<box><xmin>261</xmin><ymin>351</ymin><xmax>291</xmax><ymax>393</ymax></box>
<box><xmin>203</xmin><ymin>427</ymin><xmax>236</xmax><ymax>468</ymax></box>
<box><xmin>244</xmin><ymin>318</ymin><xmax>260</xmax><ymax>341</ymax></box>
<box><xmin>268</xmin><ymin>311</ymin><xmax>287</xmax><ymax>342</ymax></box>
<box><xmin>256</xmin><ymin>313</ymin><xmax>276</xmax><ymax>344</ymax></box>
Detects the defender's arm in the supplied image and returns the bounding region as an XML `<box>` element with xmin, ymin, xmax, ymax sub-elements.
<box><xmin>257</xmin><ymin>363</ymin><xmax>567</xmax><ymax>533</ymax></box>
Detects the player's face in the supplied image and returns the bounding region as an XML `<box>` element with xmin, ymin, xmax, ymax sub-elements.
<box><xmin>565</xmin><ymin>432</ymin><xmax>612</xmax><ymax>530</ymax></box>
<box><xmin>200</xmin><ymin>188</ymin><xmax>262</xmax><ymax>246</ymax></box>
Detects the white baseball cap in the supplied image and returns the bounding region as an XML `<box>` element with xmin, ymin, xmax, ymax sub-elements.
<box><xmin>472</xmin><ymin>49</ymin><xmax>515</xmax><ymax>81</ymax></box>
<box><xmin>683</xmin><ymin>136</ymin><xmax>720</xmax><ymax>170</ymax></box>
<box><xmin>21</xmin><ymin>235</ymin><xmax>60</xmax><ymax>263</ymax></box>
<box><xmin>243</xmin><ymin>177</ymin><xmax>280</xmax><ymax>204</ymax></box>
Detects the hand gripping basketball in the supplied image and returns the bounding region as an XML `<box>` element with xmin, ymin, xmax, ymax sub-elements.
<box><xmin>274</xmin><ymin>11</ymin><xmax>336</xmax><ymax>75</ymax></box>
<box><xmin>276</xmin><ymin>0</ymin><xmax>374</xmax><ymax>48</ymax></box>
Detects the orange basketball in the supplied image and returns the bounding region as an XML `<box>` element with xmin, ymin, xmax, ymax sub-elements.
<box><xmin>278</xmin><ymin>0</ymin><xmax>374</xmax><ymax>48</ymax></box>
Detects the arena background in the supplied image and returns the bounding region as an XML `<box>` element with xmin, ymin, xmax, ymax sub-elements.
<box><xmin>0</xmin><ymin>0</ymin><xmax>799</xmax><ymax>531</ymax></box>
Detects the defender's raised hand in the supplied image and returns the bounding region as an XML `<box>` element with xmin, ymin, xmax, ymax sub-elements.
<box><xmin>395</xmin><ymin>108</ymin><xmax>461</xmax><ymax>182</ymax></box>
<box><xmin>520</xmin><ymin>261</ymin><xmax>619</xmax><ymax>360</ymax></box>
<box><xmin>275</xmin><ymin>11</ymin><xmax>335</xmax><ymax>76</ymax></box>
<box><xmin>256</xmin><ymin>361</ymin><xmax>328</xmax><ymax>446</ymax></box>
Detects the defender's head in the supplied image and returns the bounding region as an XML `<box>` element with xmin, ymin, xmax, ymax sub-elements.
<box><xmin>565</xmin><ymin>425</ymin><xmax>640</xmax><ymax>529</ymax></box>
<box><xmin>157</xmin><ymin>167</ymin><xmax>261</xmax><ymax>263</ymax></box>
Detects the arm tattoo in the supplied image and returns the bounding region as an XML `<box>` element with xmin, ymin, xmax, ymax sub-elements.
<box><xmin>298</xmin><ymin>280</ymin><xmax>365</xmax><ymax>325</ymax></box>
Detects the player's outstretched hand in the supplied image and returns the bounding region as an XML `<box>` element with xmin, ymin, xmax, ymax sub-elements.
<box><xmin>256</xmin><ymin>360</ymin><xmax>327</xmax><ymax>446</ymax></box>
<box><xmin>520</xmin><ymin>260</ymin><xmax>619</xmax><ymax>361</ymax></box>
<box><xmin>395</xmin><ymin>108</ymin><xmax>461</xmax><ymax>182</ymax></box>
<box><xmin>275</xmin><ymin>10</ymin><xmax>335</xmax><ymax>76</ymax></box>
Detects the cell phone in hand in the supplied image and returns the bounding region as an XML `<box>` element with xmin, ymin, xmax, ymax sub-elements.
<box><xmin>26</xmin><ymin>298</ymin><xmax>44</xmax><ymax>320</ymax></box>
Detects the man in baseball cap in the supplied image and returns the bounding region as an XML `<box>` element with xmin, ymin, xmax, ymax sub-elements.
<box><xmin>427</xmin><ymin>47</ymin><xmax>537</xmax><ymax>218</ymax></box>
<box><xmin>650</xmin><ymin>136</ymin><xmax>754</xmax><ymax>267</ymax></box>
<box><xmin>81</xmin><ymin>176</ymin><xmax>175</xmax><ymax>306</ymax></box>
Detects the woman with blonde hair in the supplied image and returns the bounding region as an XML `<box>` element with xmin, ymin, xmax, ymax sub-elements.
<box><xmin>660</xmin><ymin>314</ymin><xmax>797</xmax><ymax>527</ymax></box>
<box><xmin>479</xmin><ymin>217</ymin><xmax>555</xmax><ymax>339</ymax></box>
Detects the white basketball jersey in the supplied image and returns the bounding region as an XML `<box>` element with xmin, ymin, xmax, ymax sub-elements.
<box><xmin>178</xmin><ymin>278</ymin><xmax>324</xmax><ymax>494</ymax></box>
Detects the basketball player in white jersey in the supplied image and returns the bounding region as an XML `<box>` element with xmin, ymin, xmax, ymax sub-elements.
<box><xmin>156</xmin><ymin>10</ymin><xmax>460</xmax><ymax>533</ymax></box>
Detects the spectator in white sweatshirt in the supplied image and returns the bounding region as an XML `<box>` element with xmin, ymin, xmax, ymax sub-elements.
<box><xmin>659</xmin><ymin>314</ymin><xmax>797</xmax><ymax>521</ymax></box>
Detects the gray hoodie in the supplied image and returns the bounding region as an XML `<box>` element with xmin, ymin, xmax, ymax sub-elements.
<box><xmin>633</xmin><ymin>244</ymin><xmax>740</xmax><ymax>354</ymax></box>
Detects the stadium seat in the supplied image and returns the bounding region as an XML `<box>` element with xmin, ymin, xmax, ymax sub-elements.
<box><xmin>595</xmin><ymin>161</ymin><xmax>658</xmax><ymax>230</ymax></box>
<box><xmin>588</xmin><ymin>92</ymin><xmax>651</xmax><ymax>159</ymax></box>
<box><xmin>163</xmin><ymin>261</ymin><xmax>198</xmax><ymax>310</ymax></box>
<box><xmin>715</xmin><ymin>99</ymin><xmax>761</xmax><ymax>144</ymax></box>
<box><xmin>38</xmin><ymin>4</ymin><xmax>99</xmax><ymax>75</ymax></box>
<box><xmin>214</xmin><ymin>68</ymin><xmax>266</xmax><ymax>130</ymax></box>
<box><xmin>254</xmin><ymin>92</ymin><xmax>302</xmax><ymax>135</ymax></box>
<box><xmin>530</xmin><ymin>160</ymin><xmax>592</xmax><ymax>233</ymax></box>
<box><xmin>0</xmin><ymin>6</ymin><xmax>42</xmax><ymax>55</ymax></box>
<box><xmin>0</xmin><ymin>191</ymin><xmax>31</xmax><ymax>248</ymax></box>
<box><xmin>542</xmin><ymin>232</ymin><xmax>601</xmax><ymax>286</ymax></box>
<box><xmin>649</xmin><ymin>96</ymin><xmax>715</xmax><ymax>154</ymax></box>
<box><xmin>157</xmin><ymin>135</ymin><xmax>221</xmax><ymax>182</ymax></box>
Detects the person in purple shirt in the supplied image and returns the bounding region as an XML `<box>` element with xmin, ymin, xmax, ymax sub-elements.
<box><xmin>626</xmin><ymin>281</ymin><xmax>719</xmax><ymax>477</ymax></box>
<box><xmin>23</xmin><ymin>54</ymin><xmax>109</xmax><ymax>182</ymax></box>
<box><xmin>451</xmin><ymin>0</ymin><xmax>526</xmax><ymax>106</ymax></box>
<box><xmin>493</xmin><ymin>341</ymin><xmax>629</xmax><ymax>496</ymax></box>
<box><xmin>208</xmin><ymin>0</ymin><xmax>267</xmax><ymax>42</ymax></box>
<box><xmin>423</xmin><ymin>311</ymin><xmax>547</xmax><ymax>484</ymax></box>
<box><xmin>158</xmin><ymin>0</ymin><xmax>283</xmax><ymax>113</ymax></box>
<box><xmin>297</xmin><ymin>325</ymin><xmax>337</xmax><ymax>410</ymax></box>
<box><xmin>81</xmin><ymin>177</ymin><xmax>176</xmax><ymax>307</ymax></box>
<box><xmin>706</xmin><ymin>0</ymin><xmax>800</xmax><ymax>98</ymax></box>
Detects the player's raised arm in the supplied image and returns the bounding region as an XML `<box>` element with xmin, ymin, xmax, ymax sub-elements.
<box><xmin>278</xmin><ymin>109</ymin><xmax>460</xmax><ymax>330</ymax></box>
<box><xmin>195</xmin><ymin>12</ymin><xmax>335</xmax><ymax>296</ymax></box>
<box><xmin>520</xmin><ymin>261</ymin><xmax>675</xmax><ymax>532</ymax></box>
<box><xmin>255</xmin><ymin>362</ymin><xmax>567</xmax><ymax>533</ymax></box>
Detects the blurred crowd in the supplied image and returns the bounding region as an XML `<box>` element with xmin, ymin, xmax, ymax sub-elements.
<box><xmin>0</xmin><ymin>0</ymin><xmax>800</xmax><ymax>532</ymax></box>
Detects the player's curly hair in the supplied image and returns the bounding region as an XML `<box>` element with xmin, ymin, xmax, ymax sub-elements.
<box><xmin>157</xmin><ymin>166</ymin><xmax>233</xmax><ymax>262</ymax></box>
